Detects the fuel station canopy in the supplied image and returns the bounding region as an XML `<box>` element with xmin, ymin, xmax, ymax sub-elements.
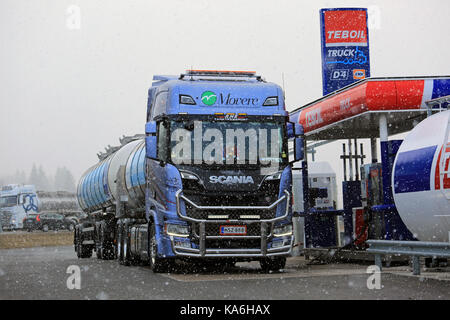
<box><xmin>290</xmin><ymin>76</ymin><xmax>450</xmax><ymax>140</ymax></box>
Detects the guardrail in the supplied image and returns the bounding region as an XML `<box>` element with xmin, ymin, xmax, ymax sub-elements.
<box><xmin>366</xmin><ymin>240</ymin><xmax>450</xmax><ymax>275</ymax></box>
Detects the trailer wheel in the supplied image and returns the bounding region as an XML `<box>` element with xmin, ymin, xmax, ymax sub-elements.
<box><xmin>96</xmin><ymin>225</ymin><xmax>103</xmax><ymax>259</ymax></box>
<box><xmin>117</xmin><ymin>224</ymin><xmax>125</xmax><ymax>265</ymax></box>
<box><xmin>260</xmin><ymin>257</ymin><xmax>286</xmax><ymax>272</ymax></box>
<box><xmin>101</xmin><ymin>224</ymin><xmax>115</xmax><ymax>260</ymax></box>
<box><xmin>76</xmin><ymin>234</ymin><xmax>92</xmax><ymax>259</ymax></box>
<box><xmin>74</xmin><ymin>228</ymin><xmax>78</xmax><ymax>251</ymax></box>
<box><xmin>123</xmin><ymin>226</ymin><xmax>133</xmax><ymax>266</ymax></box>
<box><xmin>149</xmin><ymin>224</ymin><xmax>170</xmax><ymax>273</ymax></box>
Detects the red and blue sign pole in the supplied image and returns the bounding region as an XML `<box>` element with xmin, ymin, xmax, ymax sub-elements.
<box><xmin>320</xmin><ymin>8</ymin><xmax>371</xmax><ymax>96</ymax></box>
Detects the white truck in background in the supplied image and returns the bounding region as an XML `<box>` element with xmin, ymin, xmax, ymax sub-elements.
<box><xmin>0</xmin><ymin>184</ymin><xmax>39</xmax><ymax>230</ymax></box>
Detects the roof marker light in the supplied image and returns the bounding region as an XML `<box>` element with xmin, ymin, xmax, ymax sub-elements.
<box><xmin>187</xmin><ymin>70</ymin><xmax>256</xmax><ymax>76</ymax></box>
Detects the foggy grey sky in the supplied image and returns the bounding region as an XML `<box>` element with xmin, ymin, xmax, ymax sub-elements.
<box><xmin>1</xmin><ymin>0</ymin><xmax>449</xmax><ymax>184</ymax></box>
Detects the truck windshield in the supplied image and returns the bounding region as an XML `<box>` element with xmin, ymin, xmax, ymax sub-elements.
<box><xmin>169</xmin><ymin>120</ymin><xmax>287</xmax><ymax>167</ymax></box>
<box><xmin>0</xmin><ymin>196</ymin><xmax>18</xmax><ymax>207</ymax></box>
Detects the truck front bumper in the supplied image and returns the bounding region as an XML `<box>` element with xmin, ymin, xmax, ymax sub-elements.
<box><xmin>172</xmin><ymin>189</ymin><xmax>293</xmax><ymax>258</ymax></box>
<box><xmin>171</xmin><ymin>235</ymin><xmax>293</xmax><ymax>258</ymax></box>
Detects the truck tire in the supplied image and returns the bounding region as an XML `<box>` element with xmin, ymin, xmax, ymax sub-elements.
<box><xmin>148</xmin><ymin>224</ymin><xmax>171</xmax><ymax>273</ymax></box>
<box><xmin>76</xmin><ymin>234</ymin><xmax>93</xmax><ymax>259</ymax></box>
<box><xmin>74</xmin><ymin>227</ymin><xmax>78</xmax><ymax>251</ymax></box>
<box><xmin>101</xmin><ymin>225</ymin><xmax>115</xmax><ymax>260</ymax></box>
<box><xmin>95</xmin><ymin>223</ymin><xmax>114</xmax><ymax>260</ymax></box>
<box><xmin>117</xmin><ymin>224</ymin><xmax>125</xmax><ymax>265</ymax></box>
<box><xmin>96</xmin><ymin>225</ymin><xmax>103</xmax><ymax>259</ymax></box>
<box><xmin>42</xmin><ymin>224</ymin><xmax>49</xmax><ymax>232</ymax></box>
<box><xmin>122</xmin><ymin>226</ymin><xmax>132</xmax><ymax>266</ymax></box>
<box><xmin>260</xmin><ymin>257</ymin><xmax>286</xmax><ymax>272</ymax></box>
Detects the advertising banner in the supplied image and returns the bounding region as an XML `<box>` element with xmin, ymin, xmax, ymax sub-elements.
<box><xmin>320</xmin><ymin>8</ymin><xmax>370</xmax><ymax>96</ymax></box>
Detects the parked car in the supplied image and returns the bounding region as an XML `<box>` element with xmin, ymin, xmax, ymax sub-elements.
<box><xmin>23</xmin><ymin>212</ymin><xmax>76</xmax><ymax>232</ymax></box>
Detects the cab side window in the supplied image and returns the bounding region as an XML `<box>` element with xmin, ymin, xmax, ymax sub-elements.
<box><xmin>151</xmin><ymin>91</ymin><xmax>169</xmax><ymax>119</ymax></box>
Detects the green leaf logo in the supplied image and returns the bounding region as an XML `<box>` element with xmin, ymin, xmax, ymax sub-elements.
<box><xmin>201</xmin><ymin>91</ymin><xmax>217</xmax><ymax>106</ymax></box>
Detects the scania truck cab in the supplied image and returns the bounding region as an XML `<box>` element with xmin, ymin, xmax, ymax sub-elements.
<box><xmin>75</xmin><ymin>70</ymin><xmax>304</xmax><ymax>272</ymax></box>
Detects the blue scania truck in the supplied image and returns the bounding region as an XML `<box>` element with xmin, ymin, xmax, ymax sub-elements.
<box><xmin>74</xmin><ymin>70</ymin><xmax>304</xmax><ymax>272</ymax></box>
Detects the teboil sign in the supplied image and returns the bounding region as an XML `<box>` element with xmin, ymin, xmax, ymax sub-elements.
<box><xmin>320</xmin><ymin>8</ymin><xmax>371</xmax><ymax>96</ymax></box>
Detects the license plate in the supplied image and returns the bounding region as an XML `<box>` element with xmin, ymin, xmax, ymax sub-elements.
<box><xmin>219</xmin><ymin>225</ymin><xmax>247</xmax><ymax>236</ymax></box>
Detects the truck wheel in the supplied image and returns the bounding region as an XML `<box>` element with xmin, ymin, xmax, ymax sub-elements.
<box><xmin>117</xmin><ymin>224</ymin><xmax>125</xmax><ymax>265</ymax></box>
<box><xmin>123</xmin><ymin>226</ymin><xmax>132</xmax><ymax>266</ymax></box>
<box><xmin>42</xmin><ymin>224</ymin><xmax>49</xmax><ymax>232</ymax></box>
<box><xmin>149</xmin><ymin>224</ymin><xmax>171</xmax><ymax>273</ymax></box>
<box><xmin>74</xmin><ymin>228</ymin><xmax>78</xmax><ymax>252</ymax></box>
<box><xmin>260</xmin><ymin>257</ymin><xmax>286</xmax><ymax>272</ymax></box>
<box><xmin>96</xmin><ymin>225</ymin><xmax>103</xmax><ymax>259</ymax></box>
<box><xmin>76</xmin><ymin>237</ymin><xmax>92</xmax><ymax>259</ymax></box>
<box><xmin>118</xmin><ymin>224</ymin><xmax>131</xmax><ymax>266</ymax></box>
<box><xmin>101</xmin><ymin>225</ymin><xmax>115</xmax><ymax>260</ymax></box>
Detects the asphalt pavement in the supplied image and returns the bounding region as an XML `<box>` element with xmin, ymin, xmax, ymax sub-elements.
<box><xmin>0</xmin><ymin>245</ymin><xmax>449</xmax><ymax>300</ymax></box>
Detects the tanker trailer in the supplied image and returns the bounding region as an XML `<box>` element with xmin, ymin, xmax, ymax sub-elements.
<box><xmin>392</xmin><ymin>110</ymin><xmax>450</xmax><ymax>242</ymax></box>
<box><xmin>74</xmin><ymin>135</ymin><xmax>146</xmax><ymax>260</ymax></box>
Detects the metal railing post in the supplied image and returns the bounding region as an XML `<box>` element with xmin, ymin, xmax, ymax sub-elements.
<box><xmin>412</xmin><ymin>256</ymin><xmax>421</xmax><ymax>275</ymax></box>
<box><xmin>374</xmin><ymin>254</ymin><xmax>382</xmax><ymax>271</ymax></box>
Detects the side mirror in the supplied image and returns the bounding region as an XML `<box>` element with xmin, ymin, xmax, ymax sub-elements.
<box><xmin>294</xmin><ymin>136</ymin><xmax>304</xmax><ymax>161</ymax></box>
<box><xmin>288</xmin><ymin>123</ymin><xmax>304</xmax><ymax>162</ymax></box>
<box><xmin>286</xmin><ymin>122</ymin><xmax>294</xmax><ymax>139</ymax></box>
<box><xmin>294</xmin><ymin>123</ymin><xmax>304</xmax><ymax>137</ymax></box>
<box><xmin>145</xmin><ymin>121</ymin><xmax>157</xmax><ymax>135</ymax></box>
<box><xmin>145</xmin><ymin>121</ymin><xmax>158</xmax><ymax>160</ymax></box>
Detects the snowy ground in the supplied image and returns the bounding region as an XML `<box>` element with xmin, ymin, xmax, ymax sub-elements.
<box><xmin>0</xmin><ymin>246</ymin><xmax>449</xmax><ymax>300</ymax></box>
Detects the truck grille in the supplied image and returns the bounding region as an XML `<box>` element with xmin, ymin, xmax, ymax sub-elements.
<box><xmin>183</xmin><ymin>192</ymin><xmax>278</xmax><ymax>220</ymax></box>
<box><xmin>186</xmin><ymin>207</ymin><xmax>276</xmax><ymax>220</ymax></box>
<box><xmin>184</xmin><ymin>192</ymin><xmax>278</xmax><ymax>207</ymax></box>
<box><xmin>0</xmin><ymin>211</ymin><xmax>12</xmax><ymax>226</ymax></box>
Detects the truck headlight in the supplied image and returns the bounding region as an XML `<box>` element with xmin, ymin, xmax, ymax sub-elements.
<box><xmin>180</xmin><ymin>171</ymin><xmax>199</xmax><ymax>180</ymax></box>
<box><xmin>265</xmin><ymin>171</ymin><xmax>282</xmax><ymax>181</ymax></box>
<box><xmin>165</xmin><ymin>223</ymin><xmax>189</xmax><ymax>237</ymax></box>
<box><xmin>273</xmin><ymin>224</ymin><xmax>293</xmax><ymax>237</ymax></box>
